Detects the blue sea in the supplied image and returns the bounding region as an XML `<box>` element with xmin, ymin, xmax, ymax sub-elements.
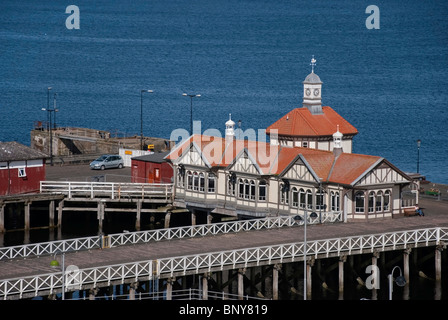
<box><xmin>1</xmin><ymin>0</ymin><xmax>447</xmax><ymax>183</ymax></box>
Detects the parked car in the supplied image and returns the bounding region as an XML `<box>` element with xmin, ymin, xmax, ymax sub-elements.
<box><xmin>90</xmin><ymin>155</ymin><xmax>124</xmax><ymax>170</ymax></box>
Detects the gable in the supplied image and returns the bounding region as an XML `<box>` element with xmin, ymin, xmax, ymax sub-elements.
<box><xmin>281</xmin><ymin>157</ymin><xmax>319</xmax><ymax>182</ymax></box>
<box><xmin>229</xmin><ymin>150</ymin><xmax>261</xmax><ymax>174</ymax></box>
<box><xmin>354</xmin><ymin>161</ymin><xmax>410</xmax><ymax>186</ymax></box>
<box><xmin>176</xmin><ymin>143</ymin><xmax>209</xmax><ymax>168</ymax></box>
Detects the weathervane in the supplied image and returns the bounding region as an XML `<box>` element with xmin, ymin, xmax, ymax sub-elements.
<box><xmin>310</xmin><ymin>55</ymin><xmax>316</xmax><ymax>73</ymax></box>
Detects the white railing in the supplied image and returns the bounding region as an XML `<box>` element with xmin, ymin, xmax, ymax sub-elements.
<box><xmin>155</xmin><ymin>227</ymin><xmax>448</xmax><ymax>278</ymax></box>
<box><xmin>0</xmin><ymin>260</ymin><xmax>153</xmax><ymax>300</ymax></box>
<box><xmin>40</xmin><ymin>181</ymin><xmax>172</xmax><ymax>200</ymax></box>
<box><xmin>1</xmin><ymin>227</ymin><xmax>446</xmax><ymax>300</ymax></box>
<box><xmin>0</xmin><ymin>213</ymin><xmax>342</xmax><ymax>261</ymax></box>
<box><xmin>90</xmin><ymin>288</ymin><xmax>266</xmax><ymax>301</ymax></box>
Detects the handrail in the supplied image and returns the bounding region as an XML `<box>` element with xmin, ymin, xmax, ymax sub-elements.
<box><xmin>155</xmin><ymin>227</ymin><xmax>448</xmax><ymax>278</ymax></box>
<box><xmin>0</xmin><ymin>212</ymin><xmax>343</xmax><ymax>261</ymax></box>
<box><xmin>1</xmin><ymin>227</ymin><xmax>446</xmax><ymax>300</ymax></box>
<box><xmin>40</xmin><ymin>181</ymin><xmax>172</xmax><ymax>200</ymax></box>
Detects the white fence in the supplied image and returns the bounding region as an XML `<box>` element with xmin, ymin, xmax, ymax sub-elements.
<box><xmin>1</xmin><ymin>227</ymin><xmax>446</xmax><ymax>300</ymax></box>
<box><xmin>0</xmin><ymin>213</ymin><xmax>342</xmax><ymax>261</ymax></box>
<box><xmin>40</xmin><ymin>181</ymin><xmax>172</xmax><ymax>200</ymax></box>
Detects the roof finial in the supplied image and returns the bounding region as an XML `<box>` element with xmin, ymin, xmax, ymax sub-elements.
<box><xmin>310</xmin><ymin>55</ymin><xmax>316</xmax><ymax>73</ymax></box>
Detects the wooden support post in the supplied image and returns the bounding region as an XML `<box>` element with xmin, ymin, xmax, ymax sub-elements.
<box><xmin>129</xmin><ymin>282</ymin><xmax>139</xmax><ymax>300</ymax></box>
<box><xmin>164</xmin><ymin>211</ymin><xmax>171</xmax><ymax>229</ymax></box>
<box><xmin>339</xmin><ymin>255</ymin><xmax>346</xmax><ymax>299</ymax></box>
<box><xmin>306</xmin><ymin>258</ymin><xmax>314</xmax><ymax>300</ymax></box>
<box><xmin>273</xmin><ymin>264</ymin><xmax>281</xmax><ymax>300</ymax></box>
<box><xmin>0</xmin><ymin>202</ymin><xmax>5</xmax><ymax>233</ymax></box>
<box><xmin>371</xmin><ymin>251</ymin><xmax>380</xmax><ymax>300</ymax></box>
<box><xmin>435</xmin><ymin>245</ymin><xmax>443</xmax><ymax>282</ymax></box>
<box><xmin>166</xmin><ymin>277</ymin><xmax>174</xmax><ymax>300</ymax></box>
<box><xmin>97</xmin><ymin>201</ymin><xmax>104</xmax><ymax>234</ymax></box>
<box><xmin>89</xmin><ymin>287</ymin><xmax>99</xmax><ymax>300</ymax></box>
<box><xmin>49</xmin><ymin>200</ymin><xmax>55</xmax><ymax>228</ymax></box>
<box><xmin>202</xmin><ymin>273</ymin><xmax>209</xmax><ymax>300</ymax></box>
<box><xmin>238</xmin><ymin>268</ymin><xmax>245</xmax><ymax>300</ymax></box>
<box><xmin>24</xmin><ymin>201</ymin><xmax>31</xmax><ymax>230</ymax></box>
<box><xmin>403</xmin><ymin>248</ymin><xmax>411</xmax><ymax>284</ymax></box>
<box><xmin>191</xmin><ymin>210</ymin><xmax>196</xmax><ymax>226</ymax></box>
<box><xmin>135</xmin><ymin>200</ymin><xmax>141</xmax><ymax>231</ymax></box>
<box><xmin>57</xmin><ymin>200</ymin><xmax>64</xmax><ymax>228</ymax></box>
<box><xmin>207</xmin><ymin>212</ymin><xmax>213</xmax><ymax>224</ymax></box>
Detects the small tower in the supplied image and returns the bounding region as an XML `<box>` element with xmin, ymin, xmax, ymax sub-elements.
<box><xmin>225</xmin><ymin>113</ymin><xmax>235</xmax><ymax>142</ymax></box>
<box><xmin>332</xmin><ymin>125</ymin><xmax>343</xmax><ymax>157</ymax></box>
<box><xmin>303</xmin><ymin>55</ymin><xmax>323</xmax><ymax>115</ymax></box>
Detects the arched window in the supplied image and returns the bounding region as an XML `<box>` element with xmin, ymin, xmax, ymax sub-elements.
<box><xmin>368</xmin><ymin>191</ymin><xmax>375</xmax><ymax>213</ymax></box>
<box><xmin>376</xmin><ymin>191</ymin><xmax>383</xmax><ymax>212</ymax></box>
<box><xmin>186</xmin><ymin>171</ymin><xmax>193</xmax><ymax>190</ymax></box>
<box><xmin>259</xmin><ymin>181</ymin><xmax>267</xmax><ymax>201</ymax></box>
<box><xmin>238</xmin><ymin>179</ymin><xmax>244</xmax><ymax>199</ymax></box>
<box><xmin>244</xmin><ymin>179</ymin><xmax>250</xmax><ymax>199</ymax></box>
<box><xmin>193</xmin><ymin>172</ymin><xmax>199</xmax><ymax>191</ymax></box>
<box><xmin>316</xmin><ymin>188</ymin><xmax>324</xmax><ymax>210</ymax></box>
<box><xmin>207</xmin><ymin>173</ymin><xmax>215</xmax><ymax>193</ymax></box>
<box><xmin>291</xmin><ymin>187</ymin><xmax>298</xmax><ymax>207</ymax></box>
<box><xmin>299</xmin><ymin>189</ymin><xmax>306</xmax><ymax>209</ymax></box>
<box><xmin>199</xmin><ymin>173</ymin><xmax>205</xmax><ymax>192</ymax></box>
<box><xmin>355</xmin><ymin>191</ymin><xmax>365</xmax><ymax>213</ymax></box>
<box><xmin>306</xmin><ymin>190</ymin><xmax>313</xmax><ymax>209</ymax></box>
<box><xmin>250</xmin><ymin>180</ymin><xmax>256</xmax><ymax>200</ymax></box>
<box><xmin>331</xmin><ymin>191</ymin><xmax>340</xmax><ymax>211</ymax></box>
<box><xmin>384</xmin><ymin>190</ymin><xmax>391</xmax><ymax>211</ymax></box>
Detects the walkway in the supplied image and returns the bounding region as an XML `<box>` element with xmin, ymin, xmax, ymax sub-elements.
<box><xmin>1</xmin><ymin>198</ymin><xmax>447</xmax><ymax>283</ymax></box>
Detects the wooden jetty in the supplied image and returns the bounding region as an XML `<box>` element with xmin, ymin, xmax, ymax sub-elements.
<box><xmin>0</xmin><ymin>197</ymin><xmax>447</xmax><ymax>300</ymax></box>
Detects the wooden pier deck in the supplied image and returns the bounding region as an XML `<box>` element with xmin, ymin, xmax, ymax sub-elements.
<box><xmin>1</xmin><ymin>198</ymin><xmax>447</xmax><ymax>284</ymax></box>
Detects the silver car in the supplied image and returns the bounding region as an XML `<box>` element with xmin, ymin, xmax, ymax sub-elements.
<box><xmin>90</xmin><ymin>155</ymin><xmax>124</xmax><ymax>170</ymax></box>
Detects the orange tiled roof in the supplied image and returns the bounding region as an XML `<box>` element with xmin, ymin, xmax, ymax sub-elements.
<box><xmin>266</xmin><ymin>106</ymin><xmax>358</xmax><ymax>137</ymax></box>
<box><xmin>165</xmin><ymin>134</ymin><xmax>385</xmax><ymax>186</ymax></box>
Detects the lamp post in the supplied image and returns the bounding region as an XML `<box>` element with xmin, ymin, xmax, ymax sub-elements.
<box><xmin>182</xmin><ymin>93</ymin><xmax>201</xmax><ymax>136</ymax></box>
<box><xmin>416</xmin><ymin>139</ymin><xmax>421</xmax><ymax>173</ymax></box>
<box><xmin>140</xmin><ymin>89</ymin><xmax>154</xmax><ymax>150</ymax></box>
<box><xmin>50</xmin><ymin>251</ymin><xmax>66</xmax><ymax>300</ymax></box>
<box><xmin>42</xmin><ymin>92</ymin><xmax>59</xmax><ymax>166</ymax></box>
<box><xmin>388</xmin><ymin>266</ymin><xmax>406</xmax><ymax>300</ymax></box>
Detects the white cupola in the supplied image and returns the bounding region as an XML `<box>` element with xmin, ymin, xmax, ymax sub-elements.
<box><xmin>332</xmin><ymin>125</ymin><xmax>343</xmax><ymax>157</ymax></box>
<box><xmin>225</xmin><ymin>113</ymin><xmax>235</xmax><ymax>141</ymax></box>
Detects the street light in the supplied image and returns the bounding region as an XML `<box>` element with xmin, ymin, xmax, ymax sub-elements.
<box><xmin>388</xmin><ymin>266</ymin><xmax>406</xmax><ymax>300</ymax></box>
<box><xmin>140</xmin><ymin>89</ymin><xmax>154</xmax><ymax>150</ymax></box>
<box><xmin>294</xmin><ymin>209</ymin><xmax>317</xmax><ymax>300</ymax></box>
<box><xmin>182</xmin><ymin>93</ymin><xmax>201</xmax><ymax>136</ymax></box>
<box><xmin>416</xmin><ymin>139</ymin><xmax>421</xmax><ymax>173</ymax></box>
<box><xmin>50</xmin><ymin>251</ymin><xmax>66</xmax><ymax>300</ymax></box>
<box><xmin>42</xmin><ymin>92</ymin><xmax>59</xmax><ymax>166</ymax></box>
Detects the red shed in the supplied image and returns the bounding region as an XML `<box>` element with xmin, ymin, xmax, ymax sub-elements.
<box><xmin>131</xmin><ymin>151</ymin><xmax>173</xmax><ymax>184</ymax></box>
<box><xmin>0</xmin><ymin>141</ymin><xmax>47</xmax><ymax>195</ymax></box>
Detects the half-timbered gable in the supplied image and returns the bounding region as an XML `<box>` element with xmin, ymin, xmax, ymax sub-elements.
<box><xmin>280</xmin><ymin>156</ymin><xmax>319</xmax><ymax>183</ymax></box>
<box><xmin>353</xmin><ymin>161</ymin><xmax>410</xmax><ymax>186</ymax></box>
<box><xmin>177</xmin><ymin>142</ymin><xmax>210</xmax><ymax>168</ymax></box>
<box><xmin>228</xmin><ymin>149</ymin><xmax>262</xmax><ymax>175</ymax></box>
